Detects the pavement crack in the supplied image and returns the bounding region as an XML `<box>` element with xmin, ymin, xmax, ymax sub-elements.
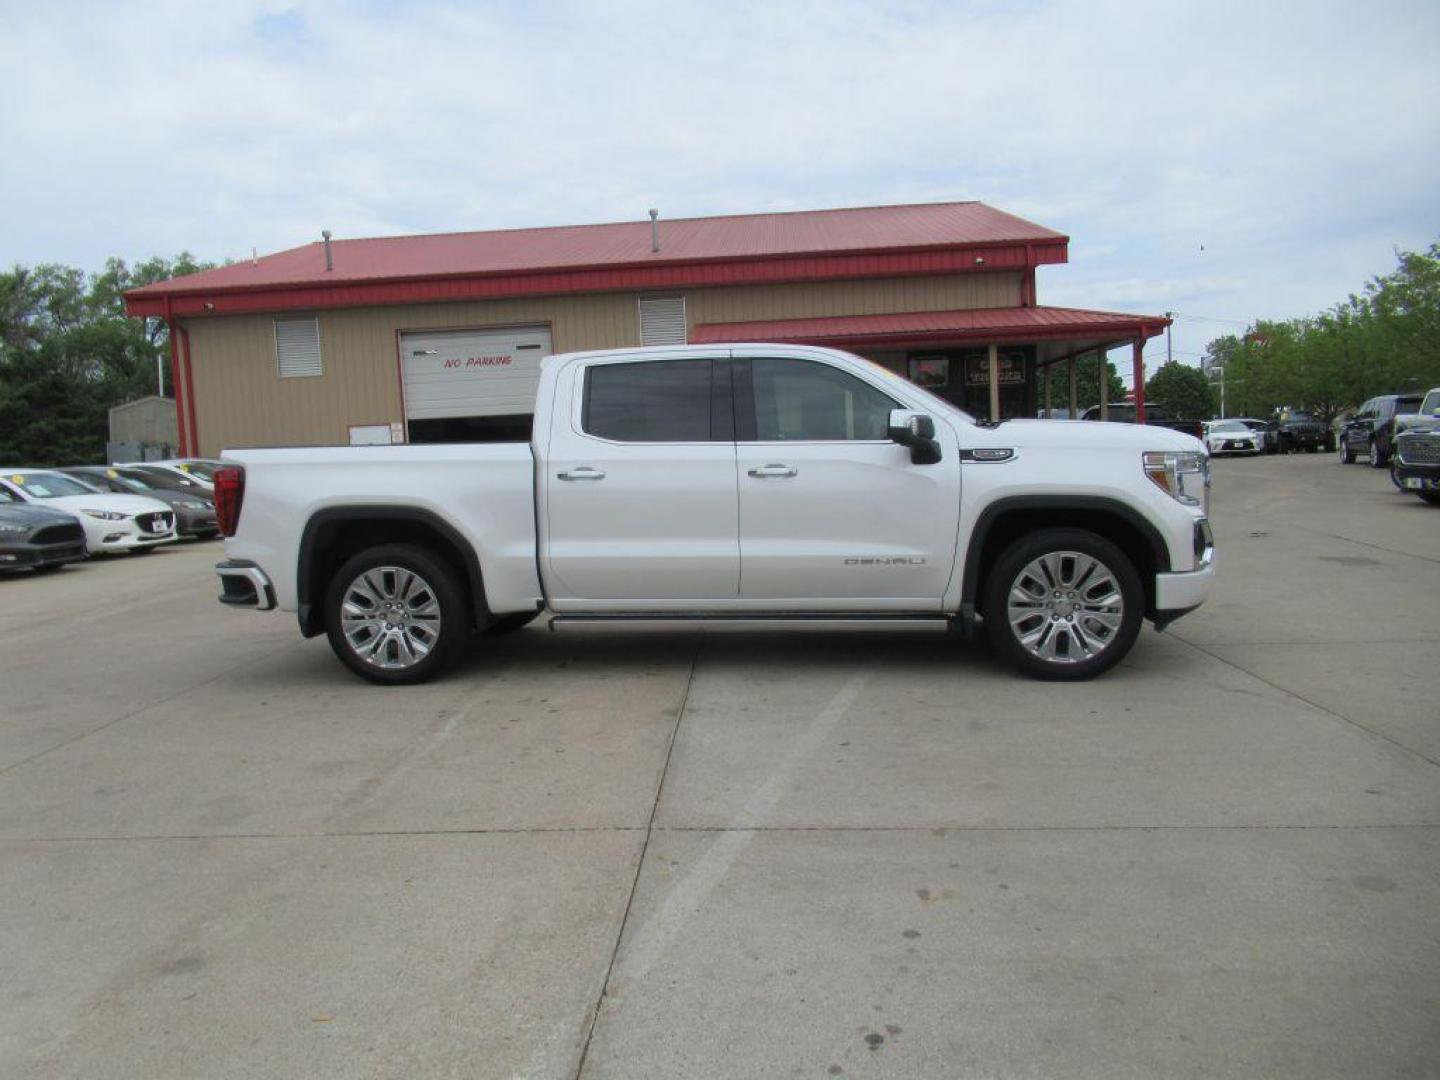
<box><xmin>1172</xmin><ymin>633</ymin><xmax>1440</xmax><ymax>769</ymax></box>
<box><xmin>572</xmin><ymin>638</ymin><xmax>700</xmax><ymax>1080</ymax></box>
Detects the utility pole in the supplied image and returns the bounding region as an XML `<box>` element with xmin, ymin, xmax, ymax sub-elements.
<box><xmin>1164</xmin><ymin>311</ymin><xmax>1173</xmax><ymax>367</ymax></box>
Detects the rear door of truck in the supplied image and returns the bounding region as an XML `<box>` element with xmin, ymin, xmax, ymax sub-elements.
<box><xmin>539</xmin><ymin>352</ymin><xmax>739</xmax><ymax>603</ymax></box>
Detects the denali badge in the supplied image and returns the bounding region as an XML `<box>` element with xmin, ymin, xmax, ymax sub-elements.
<box><xmin>845</xmin><ymin>556</ymin><xmax>927</xmax><ymax>566</ymax></box>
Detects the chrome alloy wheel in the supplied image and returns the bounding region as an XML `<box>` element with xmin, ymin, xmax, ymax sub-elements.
<box><xmin>1005</xmin><ymin>550</ymin><xmax>1124</xmax><ymax>664</ymax></box>
<box><xmin>340</xmin><ymin>566</ymin><xmax>443</xmax><ymax>670</ymax></box>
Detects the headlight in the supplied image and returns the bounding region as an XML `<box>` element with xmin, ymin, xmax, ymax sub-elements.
<box><xmin>1143</xmin><ymin>451</ymin><xmax>1209</xmax><ymax>509</ymax></box>
<box><xmin>178</xmin><ymin>500</ymin><xmax>209</xmax><ymax>509</ymax></box>
<box><xmin>81</xmin><ymin>509</ymin><xmax>127</xmax><ymax>521</ymax></box>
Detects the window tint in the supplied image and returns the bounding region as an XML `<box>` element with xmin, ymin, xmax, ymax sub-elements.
<box><xmin>583</xmin><ymin>359</ymin><xmax>714</xmax><ymax>442</ymax></box>
<box><xmin>749</xmin><ymin>357</ymin><xmax>897</xmax><ymax>441</ymax></box>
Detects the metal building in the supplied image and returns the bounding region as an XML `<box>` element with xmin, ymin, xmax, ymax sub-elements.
<box><xmin>123</xmin><ymin>201</ymin><xmax>1169</xmax><ymax>455</ymax></box>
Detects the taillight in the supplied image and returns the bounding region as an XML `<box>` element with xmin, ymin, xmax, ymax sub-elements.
<box><xmin>213</xmin><ymin>466</ymin><xmax>245</xmax><ymax>537</ymax></box>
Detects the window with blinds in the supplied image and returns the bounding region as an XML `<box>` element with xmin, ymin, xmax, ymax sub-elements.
<box><xmin>275</xmin><ymin>317</ymin><xmax>322</xmax><ymax>378</ymax></box>
<box><xmin>638</xmin><ymin>297</ymin><xmax>687</xmax><ymax>346</ymax></box>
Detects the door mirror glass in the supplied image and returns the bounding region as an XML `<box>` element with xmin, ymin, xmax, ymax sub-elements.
<box><xmin>887</xmin><ymin>410</ymin><xmax>942</xmax><ymax>465</ymax></box>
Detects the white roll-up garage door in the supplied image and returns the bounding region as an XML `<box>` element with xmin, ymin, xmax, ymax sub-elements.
<box><xmin>400</xmin><ymin>325</ymin><xmax>553</xmax><ymax>421</ymax></box>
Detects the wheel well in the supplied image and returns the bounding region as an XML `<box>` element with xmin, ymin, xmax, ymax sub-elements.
<box><xmin>298</xmin><ymin>511</ymin><xmax>487</xmax><ymax>637</ymax></box>
<box><xmin>967</xmin><ymin>506</ymin><xmax>1165</xmax><ymax>619</ymax></box>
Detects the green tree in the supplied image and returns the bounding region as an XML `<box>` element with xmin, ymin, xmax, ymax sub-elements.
<box><xmin>1077</xmin><ymin>355</ymin><xmax>1127</xmax><ymax>411</ymax></box>
<box><xmin>0</xmin><ymin>253</ymin><xmax>215</xmax><ymax>464</ymax></box>
<box><xmin>1145</xmin><ymin>360</ymin><xmax>1215</xmax><ymax>419</ymax></box>
<box><xmin>1202</xmin><ymin>241</ymin><xmax>1440</xmax><ymax>423</ymax></box>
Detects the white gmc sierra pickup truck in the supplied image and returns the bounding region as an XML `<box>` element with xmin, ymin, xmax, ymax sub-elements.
<box><xmin>213</xmin><ymin>344</ymin><xmax>1214</xmax><ymax>684</ymax></box>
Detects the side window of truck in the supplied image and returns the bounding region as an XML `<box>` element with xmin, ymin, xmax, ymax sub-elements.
<box><xmin>747</xmin><ymin>357</ymin><xmax>897</xmax><ymax>441</ymax></box>
<box><xmin>582</xmin><ymin>359</ymin><xmax>716</xmax><ymax>442</ymax></box>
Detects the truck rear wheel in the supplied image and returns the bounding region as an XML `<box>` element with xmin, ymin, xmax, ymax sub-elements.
<box><xmin>324</xmin><ymin>543</ymin><xmax>466</xmax><ymax>685</ymax></box>
<box><xmin>983</xmin><ymin>528</ymin><xmax>1143</xmax><ymax>680</ymax></box>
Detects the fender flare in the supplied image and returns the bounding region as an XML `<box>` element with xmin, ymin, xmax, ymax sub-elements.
<box><xmin>959</xmin><ymin>495</ymin><xmax>1172</xmax><ymax>619</ymax></box>
<box><xmin>296</xmin><ymin>505</ymin><xmax>490</xmax><ymax>637</ymax></box>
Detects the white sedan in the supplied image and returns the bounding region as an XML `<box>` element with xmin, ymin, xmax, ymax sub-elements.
<box><xmin>0</xmin><ymin>470</ymin><xmax>177</xmax><ymax>555</ymax></box>
<box><xmin>1203</xmin><ymin>419</ymin><xmax>1261</xmax><ymax>456</ymax></box>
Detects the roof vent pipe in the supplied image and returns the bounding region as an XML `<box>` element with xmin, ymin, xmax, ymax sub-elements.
<box><xmin>322</xmin><ymin>230</ymin><xmax>333</xmax><ymax>271</ymax></box>
<box><xmin>648</xmin><ymin>209</ymin><xmax>659</xmax><ymax>253</ymax></box>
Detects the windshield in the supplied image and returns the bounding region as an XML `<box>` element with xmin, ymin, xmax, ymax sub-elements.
<box><xmin>107</xmin><ymin>468</ymin><xmax>156</xmax><ymax>490</ymax></box>
<box><xmin>8</xmin><ymin>471</ymin><xmax>103</xmax><ymax>498</ymax></box>
<box><xmin>132</xmin><ymin>466</ymin><xmax>202</xmax><ymax>490</ymax></box>
<box><xmin>173</xmin><ymin>461</ymin><xmax>220</xmax><ymax>481</ymax></box>
<box><xmin>1211</xmin><ymin>420</ymin><xmax>1248</xmax><ymax>432</ymax></box>
<box><xmin>1422</xmin><ymin>390</ymin><xmax>1440</xmax><ymax>417</ymax></box>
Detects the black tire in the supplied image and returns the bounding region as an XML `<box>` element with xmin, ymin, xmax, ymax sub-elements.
<box><xmin>1305</xmin><ymin>445</ymin><xmax>1318</xmax><ymax>453</ymax></box>
<box><xmin>32</xmin><ymin>563</ymin><xmax>65</xmax><ymax>574</ymax></box>
<box><xmin>484</xmin><ymin>611</ymin><xmax>538</xmax><ymax>635</ymax></box>
<box><xmin>324</xmin><ymin>543</ymin><xmax>468</xmax><ymax>685</ymax></box>
<box><xmin>1339</xmin><ymin>440</ymin><xmax>1354</xmax><ymax>464</ymax></box>
<box><xmin>1369</xmin><ymin>440</ymin><xmax>1387</xmax><ymax>468</ymax></box>
<box><xmin>982</xmin><ymin>527</ymin><xmax>1144</xmax><ymax>681</ymax></box>
<box><xmin>1419</xmin><ymin>492</ymin><xmax>1440</xmax><ymax>506</ymax></box>
<box><xmin>1388</xmin><ymin>461</ymin><xmax>1403</xmax><ymax>490</ymax></box>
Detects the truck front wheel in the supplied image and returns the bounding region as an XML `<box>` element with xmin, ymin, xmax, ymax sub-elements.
<box><xmin>324</xmin><ymin>543</ymin><xmax>467</xmax><ymax>684</ymax></box>
<box><xmin>982</xmin><ymin>528</ymin><xmax>1143</xmax><ymax>680</ymax></box>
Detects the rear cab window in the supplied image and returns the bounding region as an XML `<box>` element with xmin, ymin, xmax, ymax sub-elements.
<box><xmin>581</xmin><ymin>358</ymin><xmax>729</xmax><ymax>442</ymax></box>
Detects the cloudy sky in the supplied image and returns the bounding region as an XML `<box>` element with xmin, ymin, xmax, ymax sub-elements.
<box><xmin>2</xmin><ymin>0</ymin><xmax>1437</xmax><ymax>376</ymax></box>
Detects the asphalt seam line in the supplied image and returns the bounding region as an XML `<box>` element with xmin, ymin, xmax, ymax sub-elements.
<box><xmin>6</xmin><ymin>823</ymin><xmax>1436</xmax><ymax>845</ymax></box>
<box><xmin>571</xmin><ymin>638</ymin><xmax>700</xmax><ymax>1080</ymax></box>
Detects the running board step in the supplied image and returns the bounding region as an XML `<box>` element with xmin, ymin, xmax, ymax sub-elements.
<box><xmin>547</xmin><ymin>615</ymin><xmax>951</xmax><ymax>634</ymax></box>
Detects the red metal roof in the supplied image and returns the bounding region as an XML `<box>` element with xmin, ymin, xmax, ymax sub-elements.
<box><xmin>125</xmin><ymin>201</ymin><xmax>1068</xmax><ymax>318</ymax></box>
<box><xmin>691</xmin><ymin>305</ymin><xmax>1171</xmax><ymax>347</ymax></box>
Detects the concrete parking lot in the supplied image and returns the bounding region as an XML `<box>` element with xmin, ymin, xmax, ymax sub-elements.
<box><xmin>2</xmin><ymin>452</ymin><xmax>1437</xmax><ymax>1079</ymax></box>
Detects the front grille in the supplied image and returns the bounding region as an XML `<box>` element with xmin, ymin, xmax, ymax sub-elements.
<box><xmin>1398</xmin><ymin>436</ymin><xmax>1440</xmax><ymax>465</ymax></box>
<box><xmin>136</xmin><ymin>511</ymin><xmax>175</xmax><ymax>534</ymax></box>
<box><xmin>29</xmin><ymin>523</ymin><xmax>84</xmax><ymax>545</ymax></box>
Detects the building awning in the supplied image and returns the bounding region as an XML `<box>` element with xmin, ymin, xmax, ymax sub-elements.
<box><xmin>690</xmin><ymin>305</ymin><xmax>1170</xmax><ymax>358</ymax></box>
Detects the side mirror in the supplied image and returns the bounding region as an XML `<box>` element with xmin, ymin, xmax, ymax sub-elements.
<box><xmin>887</xmin><ymin>410</ymin><xmax>942</xmax><ymax>465</ymax></box>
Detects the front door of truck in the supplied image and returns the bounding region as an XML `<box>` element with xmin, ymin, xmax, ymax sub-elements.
<box><xmin>540</xmin><ymin>353</ymin><xmax>740</xmax><ymax>605</ymax></box>
<box><xmin>732</xmin><ymin>352</ymin><xmax>962</xmax><ymax>607</ymax></box>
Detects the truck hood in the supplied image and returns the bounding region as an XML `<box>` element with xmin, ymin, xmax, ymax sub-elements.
<box><xmin>974</xmin><ymin>418</ymin><xmax>1205</xmax><ymax>454</ymax></box>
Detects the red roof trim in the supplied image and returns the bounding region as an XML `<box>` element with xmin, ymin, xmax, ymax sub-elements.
<box><xmin>126</xmin><ymin>243</ymin><xmax>1067</xmax><ymax>318</ymax></box>
<box><xmin>691</xmin><ymin>306</ymin><xmax>1171</xmax><ymax>347</ymax></box>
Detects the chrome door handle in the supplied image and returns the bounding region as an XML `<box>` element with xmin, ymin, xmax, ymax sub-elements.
<box><xmin>748</xmin><ymin>464</ymin><xmax>798</xmax><ymax>478</ymax></box>
<box><xmin>557</xmin><ymin>467</ymin><xmax>606</xmax><ymax>481</ymax></box>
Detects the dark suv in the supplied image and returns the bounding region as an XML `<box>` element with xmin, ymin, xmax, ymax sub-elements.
<box><xmin>1272</xmin><ymin>409</ymin><xmax>1332</xmax><ymax>453</ymax></box>
<box><xmin>1339</xmin><ymin>394</ymin><xmax>1423</xmax><ymax>467</ymax></box>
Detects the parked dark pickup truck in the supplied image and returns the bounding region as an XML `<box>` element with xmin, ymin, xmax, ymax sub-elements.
<box><xmin>1079</xmin><ymin>403</ymin><xmax>1205</xmax><ymax>441</ymax></box>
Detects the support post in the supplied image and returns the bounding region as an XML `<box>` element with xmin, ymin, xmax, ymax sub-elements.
<box><xmin>1098</xmin><ymin>347</ymin><xmax>1109</xmax><ymax>421</ymax></box>
<box><xmin>1068</xmin><ymin>357</ymin><xmax>1078</xmax><ymax>417</ymax></box>
<box><xmin>1132</xmin><ymin>338</ymin><xmax>1147</xmax><ymax>424</ymax></box>
<box><xmin>987</xmin><ymin>343</ymin><xmax>1000</xmax><ymax>422</ymax></box>
<box><xmin>1043</xmin><ymin>360</ymin><xmax>1053</xmax><ymax>418</ymax></box>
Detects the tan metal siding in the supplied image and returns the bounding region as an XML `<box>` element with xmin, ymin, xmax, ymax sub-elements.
<box><xmin>686</xmin><ymin>272</ymin><xmax>1021</xmax><ymax>327</ymax></box>
<box><xmin>183</xmin><ymin>292</ymin><xmax>645</xmax><ymax>454</ymax></box>
<box><xmin>182</xmin><ymin>272</ymin><xmax>1021</xmax><ymax>454</ymax></box>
